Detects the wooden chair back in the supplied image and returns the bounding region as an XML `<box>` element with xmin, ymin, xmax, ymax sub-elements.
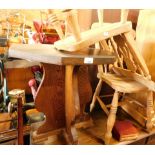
<box><xmin>90</xmin><ymin>10</ymin><xmax>155</xmax><ymax>141</ymax></box>
<box><xmin>94</xmin><ymin>9</ymin><xmax>155</xmax><ymax>92</ymax></box>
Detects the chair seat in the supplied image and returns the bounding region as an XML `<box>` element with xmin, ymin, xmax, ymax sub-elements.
<box><xmin>97</xmin><ymin>73</ymin><xmax>148</xmax><ymax>93</ymax></box>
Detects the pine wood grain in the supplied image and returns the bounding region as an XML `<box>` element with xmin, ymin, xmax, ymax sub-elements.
<box><xmin>8</xmin><ymin>44</ymin><xmax>115</xmax><ymax>65</ymax></box>
<box><xmin>54</xmin><ymin>22</ymin><xmax>132</xmax><ymax>51</ymax></box>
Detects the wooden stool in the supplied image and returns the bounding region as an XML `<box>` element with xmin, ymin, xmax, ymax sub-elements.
<box><xmin>52</xmin><ymin>9</ymin><xmax>131</xmax><ymax>52</ymax></box>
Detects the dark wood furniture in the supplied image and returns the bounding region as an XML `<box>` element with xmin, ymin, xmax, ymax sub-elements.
<box><xmin>8</xmin><ymin>43</ymin><xmax>115</xmax><ymax>144</ymax></box>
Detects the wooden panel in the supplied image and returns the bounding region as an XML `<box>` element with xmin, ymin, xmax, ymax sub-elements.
<box><xmin>35</xmin><ymin>64</ymin><xmax>92</xmax><ymax>133</ymax></box>
<box><xmin>5</xmin><ymin>67</ymin><xmax>34</xmax><ymax>94</ymax></box>
<box><xmin>35</xmin><ymin>64</ymin><xmax>65</xmax><ymax>133</ymax></box>
<box><xmin>4</xmin><ymin>60</ymin><xmax>40</xmax><ymax>95</ymax></box>
<box><xmin>136</xmin><ymin>10</ymin><xmax>155</xmax><ymax>81</ymax></box>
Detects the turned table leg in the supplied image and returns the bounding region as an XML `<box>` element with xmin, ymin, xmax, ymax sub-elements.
<box><xmin>105</xmin><ymin>91</ymin><xmax>119</xmax><ymax>144</ymax></box>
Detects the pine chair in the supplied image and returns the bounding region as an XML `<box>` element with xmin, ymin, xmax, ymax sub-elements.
<box><xmin>50</xmin><ymin>9</ymin><xmax>131</xmax><ymax>52</ymax></box>
<box><xmin>90</xmin><ymin>9</ymin><xmax>155</xmax><ymax>144</ymax></box>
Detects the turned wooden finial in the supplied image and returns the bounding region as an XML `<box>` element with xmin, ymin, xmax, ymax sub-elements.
<box><xmin>120</xmin><ymin>9</ymin><xmax>129</xmax><ymax>23</ymax></box>
<box><xmin>47</xmin><ymin>14</ymin><xmax>65</xmax><ymax>40</ymax></box>
<box><xmin>65</xmin><ymin>9</ymin><xmax>81</xmax><ymax>42</ymax></box>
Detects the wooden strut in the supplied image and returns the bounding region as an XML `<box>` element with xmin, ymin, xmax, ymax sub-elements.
<box><xmin>90</xmin><ymin>79</ymin><xmax>103</xmax><ymax>112</ymax></box>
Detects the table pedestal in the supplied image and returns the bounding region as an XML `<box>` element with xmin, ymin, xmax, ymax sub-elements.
<box><xmin>35</xmin><ymin>63</ymin><xmax>92</xmax><ymax>144</ymax></box>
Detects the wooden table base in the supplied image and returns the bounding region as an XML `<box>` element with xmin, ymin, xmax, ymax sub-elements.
<box><xmin>34</xmin><ymin>63</ymin><xmax>92</xmax><ymax>144</ymax></box>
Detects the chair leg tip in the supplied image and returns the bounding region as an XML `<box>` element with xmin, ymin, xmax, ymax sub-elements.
<box><xmin>90</xmin><ymin>104</ymin><xmax>94</xmax><ymax>112</ymax></box>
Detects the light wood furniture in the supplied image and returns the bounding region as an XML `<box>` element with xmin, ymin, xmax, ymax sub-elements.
<box><xmin>51</xmin><ymin>9</ymin><xmax>132</xmax><ymax>51</ymax></box>
<box><xmin>119</xmin><ymin>10</ymin><xmax>155</xmax><ymax>128</ymax></box>
<box><xmin>89</xmin><ymin>9</ymin><xmax>155</xmax><ymax>144</ymax></box>
<box><xmin>2</xmin><ymin>110</ymin><xmax>155</xmax><ymax>145</ymax></box>
<box><xmin>8</xmin><ymin>43</ymin><xmax>115</xmax><ymax>144</ymax></box>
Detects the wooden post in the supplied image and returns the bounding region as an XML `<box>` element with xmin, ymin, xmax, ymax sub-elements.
<box><xmin>105</xmin><ymin>91</ymin><xmax>119</xmax><ymax>144</ymax></box>
<box><xmin>17</xmin><ymin>96</ymin><xmax>23</xmax><ymax>145</ymax></box>
<box><xmin>64</xmin><ymin>65</ymin><xmax>78</xmax><ymax>144</ymax></box>
<box><xmin>120</xmin><ymin>9</ymin><xmax>129</xmax><ymax>23</ymax></box>
<box><xmin>97</xmin><ymin>9</ymin><xmax>104</xmax><ymax>25</ymax></box>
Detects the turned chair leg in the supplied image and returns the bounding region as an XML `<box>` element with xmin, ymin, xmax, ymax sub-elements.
<box><xmin>105</xmin><ymin>91</ymin><xmax>119</xmax><ymax>144</ymax></box>
<box><xmin>90</xmin><ymin>79</ymin><xmax>103</xmax><ymax>112</ymax></box>
<box><xmin>146</xmin><ymin>91</ymin><xmax>154</xmax><ymax>131</ymax></box>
